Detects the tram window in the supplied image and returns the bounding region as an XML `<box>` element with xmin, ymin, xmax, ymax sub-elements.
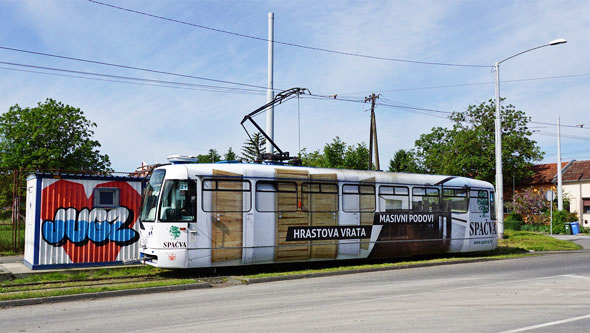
<box><xmin>255</xmin><ymin>181</ymin><xmax>297</xmax><ymax>212</ymax></box>
<box><xmin>202</xmin><ymin>179</ymin><xmax>252</xmax><ymax>212</ymax></box>
<box><xmin>140</xmin><ymin>169</ymin><xmax>166</xmax><ymax>222</ymax></box>
<box><xmin>342</xmin><ymin>184</ymin><xmax>375</xmax><ymax>212</ymax></box>
<box><xmin>470</xmin><ymin>190</ymin><xmax>490</xmax><ymax>216</ymax></box>
<box><xmin>412</xmin><ymin>187</ymin><xmax>440</xmax><ymax>212</ymax></box>
<box><xmin>442</xmin><ymin>188</ymin><xmax>468</xmax><ymax>213</ymax></box>
<box><xmin>301</xmin><ymin>182</ymin><xmax>338</xmax><ymax>212</ymax></box>
<box><xmin>378</xmin><ymin>186</ymin><xmax>409</xmax><ymax>211</ymax></box>
<box><xmin>159</xmin><ymin>180</ymin><xmax>197</xmax><ymax>222</ymax></box>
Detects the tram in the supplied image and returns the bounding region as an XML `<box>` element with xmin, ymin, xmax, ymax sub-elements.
<box><xmin>139</xmin><ymin>162</ymin><xmax>497</xmax><ymax>268</ymax></box>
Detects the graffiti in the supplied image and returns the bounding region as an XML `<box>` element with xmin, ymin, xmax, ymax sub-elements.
<box><xmin>42</xmin><ymin>207</ymin><xmax>139</xmax><ymax>247</ymax></box>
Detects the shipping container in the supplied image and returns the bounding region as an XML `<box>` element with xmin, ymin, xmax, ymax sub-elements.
<box><xmin>24</xmin><ymin>173</ymin><xmax>143</xmax><ymax>269</ymax></box>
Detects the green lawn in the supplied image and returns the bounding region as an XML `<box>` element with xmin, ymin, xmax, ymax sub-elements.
<box><xmin>500</xmin><ymin>229</ymin><xmax>582</xmax><ymax>251</ymax></box>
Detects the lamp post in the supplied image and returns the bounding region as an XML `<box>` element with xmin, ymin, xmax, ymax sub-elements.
<box><xmin>495</xmin><ymin>38</ymin><xmax>566</xmax><ymax>239</ymax></box>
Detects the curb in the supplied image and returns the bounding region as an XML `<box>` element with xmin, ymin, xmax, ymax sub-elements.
<box><xmin>0</xmin><ymin>281</ymin><xmax>211</xmax><ymax>308</ymax></box>
<box><xmin>242</xmin><ymin>257</ymin><xmax>499</xmax><ymax>284</ymax></box>
<box><xmin>1</xmin><ymin>251</ymin><xmax>583</xmax><ymax>308</ymax></box>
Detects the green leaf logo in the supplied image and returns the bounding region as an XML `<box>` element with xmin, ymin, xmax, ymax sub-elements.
<box><xmin>169</xmin><ymin>226</ymin><xmax>181</xmax><ymax>240</ymax></box>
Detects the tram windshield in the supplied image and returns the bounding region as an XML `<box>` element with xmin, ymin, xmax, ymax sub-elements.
<box><xmin>140</xmin><ymin>169</ymin><xmax>166</xmax><ymax>222</ymax></box>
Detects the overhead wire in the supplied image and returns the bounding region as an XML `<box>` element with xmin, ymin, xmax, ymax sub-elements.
<box><xmin>0</xmin><ymin>45</ymin><xmax>272</xmax><ymax>90</ymax></box>
<box><xmin>87</xmin><ymin>0</ymin><xmax>490</xmax><ymax>68</ymax></box>
<box><xmin>0</xmin><ymin>61</ymin><xmax>268</xmax><ymax>95</ymax></box>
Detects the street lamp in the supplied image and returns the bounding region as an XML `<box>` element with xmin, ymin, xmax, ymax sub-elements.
<box><xmin>495</xmin><ymin>38</ymin><xmax>566</xmax><ymax>239</ymax></box>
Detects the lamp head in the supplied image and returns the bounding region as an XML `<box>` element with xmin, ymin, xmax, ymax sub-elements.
<box><xmin>549</xmin><ymin>38</ymin><xmax>567</xmax><ymax>46</ymax></box>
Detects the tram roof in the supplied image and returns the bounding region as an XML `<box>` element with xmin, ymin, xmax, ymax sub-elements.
<box><xmin>156</xmin><ymin>163</ymin><xmax>493</xmax><ymax>189</ymax></box>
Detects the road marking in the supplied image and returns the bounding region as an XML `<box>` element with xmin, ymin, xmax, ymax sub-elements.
<box><xmin>499</xmin><ymin>314</ymin><xmax>590</xmax><ymax>333</ymax></box>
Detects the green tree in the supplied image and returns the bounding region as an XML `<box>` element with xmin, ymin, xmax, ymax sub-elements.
<box><xmin>388</xmin><ymin>149</ymin><xmax>423</xmax><ymax>173</ymax></box>
<box><xmin>413</xmin><ymin>99</ymin><xmax>543</xmax><ymax>183</ymax></box>
<box><xmin>0</xmin><ymin>99</ymin><xmax>111</xmax><ymax>171</ymax></box>
<box><xmin>241</xmin><ymin>132</ymin><xmax>266</xmax><ymax>162</ymax></box>
<box><xmin>301</xmin><ymin>137</ymin><xmax>370</xmax><ymax>170</ymax></box>
<box><xmin>224</xmin><ymin>147</ymin><xmax>238</xmax><ymax>161</ymax></box>
<box><xmin>197</xmin><ymin>149</ymin><xmax>221</xmax><ymax>163</ymax></box>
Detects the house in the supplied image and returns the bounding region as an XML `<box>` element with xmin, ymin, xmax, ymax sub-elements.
<box><xmin>562</xmin><ymin>160</ymin><xmax>590</xmax><ymax>228</ymax></box>
<box><xmin>504</xmin><ymin>162</ymin><xmax>569</xmax><ymax>204</ymax></box>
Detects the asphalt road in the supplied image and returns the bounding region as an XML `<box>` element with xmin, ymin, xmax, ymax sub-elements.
<box><xmin>1</xmin><ymin>251</ymin><xmax>589</xmax><ymax>332</ymax></box>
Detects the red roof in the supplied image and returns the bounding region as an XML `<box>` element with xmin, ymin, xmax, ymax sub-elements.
<box><xmin>520</xmin><ymin>162</ymin><xmax>568</xmax><ymax>185</ymax></box>
<box><xmin>562</xmin><ymin>160</ymin><xmax>590</xmax><ymax>182</ymax></box>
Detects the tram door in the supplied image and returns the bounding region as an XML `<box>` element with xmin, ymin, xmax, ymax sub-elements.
<box><xmin>210</xmin><ymin>170</ymin><xmax>244</xmax><ymax>263</ymax></box>
<box><xmin>308</xmin><ymin>173</ymin><xmax>339</xmax><ymax>259</ymax></box>
<box><xmin>275</xmin><ymin>169</ymin><xmax>309</xmax><ymax>261</ymax></box>
<box><xmin>359</xmin><ymin>177</ymin><xmax>375</xmax><ymax>251</ymax></box>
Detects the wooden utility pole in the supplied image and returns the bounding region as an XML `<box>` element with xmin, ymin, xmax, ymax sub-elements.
<box><xmin>365</xmin><ymin>93</ymin><xmax>380</xmax><ymax>170</ymax></box>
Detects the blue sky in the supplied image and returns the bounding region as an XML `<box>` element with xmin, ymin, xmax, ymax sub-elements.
<box><xmin>0</xmin><ymin>0</ymin><xmax>589</xmax><ymax>172</ymax></box>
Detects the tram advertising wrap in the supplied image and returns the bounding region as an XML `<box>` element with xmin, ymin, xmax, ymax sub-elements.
<box><xmin>139</xmin><ymin>163</ymin><xmax>497</xmax><ymax>268</ymax></box>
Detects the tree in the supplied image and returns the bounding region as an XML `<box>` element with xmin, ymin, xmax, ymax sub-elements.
<box><xmin>413</xmin><ymin>99</ymin><xmax>543</xmax><ymax>184</ymax></box>
<box><xmin>197</xmin><ymin>149</ymin><xmax>221</xmax><ymax>163</ymax></box>
<box><xmin>241</xmin><ymin>132</ymin><xmax>266</xmax><ymax>162</ymax></box>
<box><xmin>301</xmin><ymin>137</ymin><xmax>370</xmax><ymax>170</ymax></box>
<box><xmin>0</xmin><ymin>99</ymin><xmax>111</xmax><ymax>171</ymax></box>
<box><xmin>388</xmin><ymin>149</ymin><xmax>423</xmax><ymax>173</ymax></box>
<box><xmin>224</xmin><ymin>147</ymin><xmax>238</xmax><ymax>161</ymax></box>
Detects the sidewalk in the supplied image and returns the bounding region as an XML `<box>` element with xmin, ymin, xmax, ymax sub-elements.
<box><xmin>549</xmin><ymin>233</ymin><xmax>590</xmax><ymax>250</ymax></box>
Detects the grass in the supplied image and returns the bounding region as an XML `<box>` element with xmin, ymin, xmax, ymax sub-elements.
<box><xmin>1</xmin><ymin>266</ymin><xmax>164</xmax><ymax>286</ymax></box>
<box><xmin>0</xmin><ymin>279</ymin><xmax>199</xmax><ymax>301</ymax></box>
<box><xmin>0</xmin><ymin>230</ymin><xmax>583</xmax><ymax>301</ymax></box>
<box><xmin>0</xmin><ymin>222</ymin><xmax>24</xmax><ymax>255</ymax></box>
<box><xmin>500</xmin><ymin>229</ymin><xmax>582</xmax><ymax>251</ymax></box>
<box><xmin>243</xmin><ymin>255</ymin><xmax>528</xmax><ymax>279</ymax></box>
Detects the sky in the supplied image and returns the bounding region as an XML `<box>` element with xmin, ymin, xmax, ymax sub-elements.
<box><xmin>0</xmin><ymin>0</ymin><xmax>589</xmax><ymax>172</ymax></box>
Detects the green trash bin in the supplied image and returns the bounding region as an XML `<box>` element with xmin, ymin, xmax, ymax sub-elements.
<box><xmin>565</xmin><ymin>223</ymin><xmax>571</xmax><ymax>235</ymax></box>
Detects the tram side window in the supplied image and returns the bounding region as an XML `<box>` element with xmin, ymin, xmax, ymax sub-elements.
<box><xmin>412</xmin><ymin>187</ymin><xmax>440</xmax><ymax>212</ymax></box>
<box><xmin>342</xmin><ymin>184</ymin><xmax>376</xmax><ymax>212</ymax></box>
<box><xmin>202</xmin><ymin>179</ymin><xmax>252</xmax><ymax>212</ymax></box>
<box><xmin>255</xmin><ymin>181</ymin><xmax>298</xmax><ymax>212</ymax></box>
<box><xmin>301</xmin><ymin>182</ymin><xmax>338</xmax><ymax>212</ymax></box>
<box><xmin>442</xmin><ymin>188</ymin><xmax>468</xmax><ymax>213</ymax></box>
<box><xmin>470</xmin><ymin>190</ymin><xmax>490</xmax><ymax>217</ymax></box>
<box><xmin>159</xmin><ymin>180</ymin><xmax>197</xmax><ymax>222</ymax></box>
<box><xmin>378</xmin><ymin>186</ymin><xmax>409</xmax><ymax>211</ymax></box>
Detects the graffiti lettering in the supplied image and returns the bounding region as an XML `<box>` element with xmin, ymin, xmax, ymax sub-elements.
<box><xmin>42</xmin><ymin>207</ymin><xmax>139</xmax><ymax>247</ymax></box>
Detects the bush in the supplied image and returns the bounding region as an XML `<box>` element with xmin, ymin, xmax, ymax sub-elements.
<box><xmin>547</xmin><ymin>210</ymin><xmax>578</xmax><ymax>235</ymax></box>
<box><xmin>504</xmin><ymin>220</ymin><xmax>521</xmax><ymax>231</ymax></box>
<box><xmin>506</xmin><ymin>212</ymin><xmax>523</xmax><ymax>222</ymax></box>
<box><xmin>520</xmin><ymin>223</ymin><xmax>549</xmax><ymax>233</ymax></box>
<box><xmin>504</xmin><ymin>212</ymin><xmax>523</xmax><ymax>230</ymax></box>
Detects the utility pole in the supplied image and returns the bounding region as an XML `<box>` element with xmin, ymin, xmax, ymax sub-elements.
<box><xmin>365</xmin><ymin>93</ymin><xmax>380</xmax><ymax>170</ymax></box>
<box><xmin>266</xmin><ymin>12</ymin><xmax>275</xmax><ymax>154</ymax></box>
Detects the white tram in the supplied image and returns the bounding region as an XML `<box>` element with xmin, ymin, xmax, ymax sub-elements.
<box><xmin>139</xmin><ymin>162</ymin><xmax>497</xmax><ymax>268</ymax></box>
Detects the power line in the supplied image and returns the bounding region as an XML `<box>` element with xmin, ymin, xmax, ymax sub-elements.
<box><xmin>0</xmin><ymin>66</ymin><xmax>267</xmax><ymax>96</ymax></box>
<box><xmin>341</xmin><ymin>73</ymin><xmax>590</xmax><ymax>95</ymax></box>
<box><xmin>88</xmin><ymin>0</ymin><xmax>490</xmax><ymax>68</ymax></box>
<box><xmin>0</xmin><ymin>61</ymin><xmax>268</xmax><ymax>95</ymax></box>
<box><xmin>0</xmin><ymin>45</ymin><xmax>270</xmax><ymax>90</ymax></box>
